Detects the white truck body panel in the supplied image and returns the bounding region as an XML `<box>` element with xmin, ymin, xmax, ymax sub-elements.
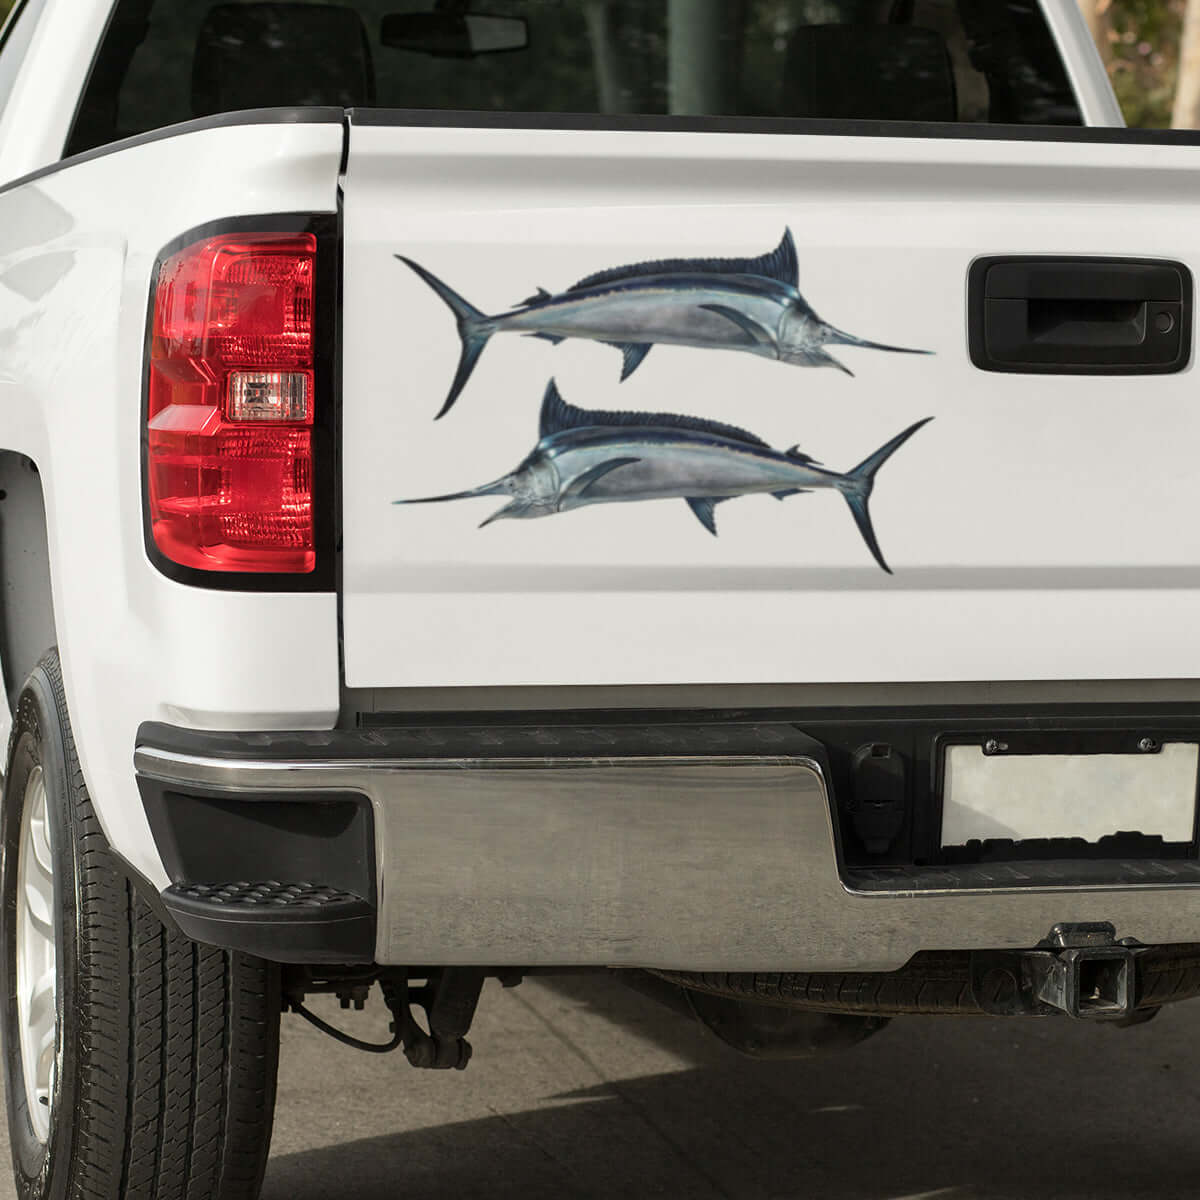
<box><xmin>0</xmin><ymin>119</ymin><xmax>345</xmax><ymax>887</ymax></box>
<box><xmin>0</xmin><ymin>0</ymin><xmax>113</xmax><ymax>181</ymax></box>
<box><xmin>342</xmin><ymin>120</ymin><xmax>1200</xmax><ymax>690</ymax></box>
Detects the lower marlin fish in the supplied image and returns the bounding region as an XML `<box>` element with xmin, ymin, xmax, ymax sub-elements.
<box><xmin>399</xmin><ymin>229</ymin><xmax>931</xmax><ymax>418</ymax></box>
<box><xmin>394</xmin><ymin>381</ymin><xmax>932</xmax><ymax>574</ymax></box>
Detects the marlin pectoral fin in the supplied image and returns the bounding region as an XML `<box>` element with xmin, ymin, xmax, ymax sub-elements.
<box><xmin>525</xmin><ymin>332</ymin><xmax>567</xmax><ymax>345</ymax></box>
<box><xmin>479</xmin><ymin>500</ymin><xmax>532</xmax><ymax>528</ymax></box>
<box><xmin>611</xmin><ymin>342</ymin><xmax>653</xmax><ymax>381</ymax></box>
<box><xmin>698</xmin><ymin>304</ymin><xmax>773</xmax><ymax>347</ymax></box>
<box><xmin>564</xmin><ymin>457</ymin><xmax>642</xmax><ymax>502</ymax></box>
<box><xmin>787</xmin><ymin>347</ymin><xmax>854</xmax><ymax>376</ymax></box>
<box><xmin>686</xmin><ymin>497</ymin><xmax>721</xmax><ymax>536</ymax></box>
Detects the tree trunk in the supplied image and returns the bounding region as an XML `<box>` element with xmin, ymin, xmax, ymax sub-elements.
<box><xmin>1176</xmin><ymin>0</ymin><xmax>1200</xmax><ymax>128</ymax></box>
<box><xmin>668</xmin><ymin>0</ymin><xmax>729</xmax><ymax>115</ymax></box>
<box><xmin>1077</xmin><ymin>0</ymin><xmax>1114</xmax><ymax>66</ymax></box>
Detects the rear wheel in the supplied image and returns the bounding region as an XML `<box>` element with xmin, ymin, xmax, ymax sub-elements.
<box><xmin>1</xmin><ymin>650</ymin><xmax>280</xmax><ymax>1199</ymax></box>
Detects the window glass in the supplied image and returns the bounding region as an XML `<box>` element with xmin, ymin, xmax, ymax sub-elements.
<box><xmin>0</xmin><ymin>0</ymin><xmax>49</xmax><ymax>123</ymax></box>
<box><xmin>68</xmin><ymin>0</ymin><xmax>1083</xmax><ymax>156</ymax></box>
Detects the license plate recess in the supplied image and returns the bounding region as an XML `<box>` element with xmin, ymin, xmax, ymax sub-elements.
<box><xmin>936</xmin><ymin>731</ymin><xmax>1200</xmax><ymax>858</ymax></box>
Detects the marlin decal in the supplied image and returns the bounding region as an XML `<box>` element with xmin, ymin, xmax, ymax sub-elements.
<box><xmin>398</xmin><ymin>230</ymin><xmax>932</xmax><ymax>418</ymax></box>
<box><xmin>394</xmin><ymin>381</ymin><xmax>932</xmax><ymax>574</ymax></box>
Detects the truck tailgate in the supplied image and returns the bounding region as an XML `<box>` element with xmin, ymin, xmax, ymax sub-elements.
<box><xmin>341</xmin><ymin>117</ymin><xmax>1200</xmax><ymax>689</ymax></box>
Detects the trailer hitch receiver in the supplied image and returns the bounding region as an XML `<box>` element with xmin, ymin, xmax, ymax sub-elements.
<box><xmin>1025</xmin><ymin>947</ymin><xmax>1133</xmax><ymax>1019</ymax></box>
<box><xmin>971</xmin><ymin>923</ymin><xmax>1141</xmax><ymax>1020</ymax></box>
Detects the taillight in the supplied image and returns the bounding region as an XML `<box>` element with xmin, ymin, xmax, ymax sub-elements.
<box><xmin>146</xmin><ymin>232</ymin><xmax>317</xmax><ymax>573</ymax></box>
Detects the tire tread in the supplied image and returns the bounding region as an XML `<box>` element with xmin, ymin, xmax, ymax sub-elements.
<box><xmin>6</xmin><ymin>652</ymin><xmax>278</xmax><ymax>1200</ymax></box>
<box><xmin>655</xmin><ymin>947</ymin><xmax>1200</xmax><ymax>1016</ymax></box>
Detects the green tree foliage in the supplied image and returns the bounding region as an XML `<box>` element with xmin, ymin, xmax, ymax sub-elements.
<box><xmin>1088</xmin><ymin>0</ymin><xmax>1185</xmax><ymax>126</ymax></box>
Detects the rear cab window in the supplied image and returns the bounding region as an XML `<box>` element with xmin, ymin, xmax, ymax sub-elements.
<box><xmin>68</xmin><ymin>0</ymin><xmax>1083</xmax><ymax>156</ymax></box>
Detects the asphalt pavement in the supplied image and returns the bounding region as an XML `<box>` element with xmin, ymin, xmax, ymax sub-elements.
<box><xmin>4</xmin><ymin>973</ymin><xmax>1200</xmax><ymax>1199</ymax></box>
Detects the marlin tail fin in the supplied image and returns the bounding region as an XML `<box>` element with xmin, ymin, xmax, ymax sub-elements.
<box><xmin>834</xmin><ymin>418</ymin><xmax>933</xmax><ymax>574</ymax></box>
<box><xmin>824</xmin><ymin>324</ymin><xmax>933</xmax><ymax>357</ymax></box>
<box><xmin>397</xmin><ymin>255</ymin><xmax>494</xmax><ymax>418</ymax></box>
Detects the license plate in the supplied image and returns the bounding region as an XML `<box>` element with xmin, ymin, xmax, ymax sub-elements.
<box><xmin>940</xmin><ymin>741</ymin><xmax>1199</xmax><ymax>847</ymax></box>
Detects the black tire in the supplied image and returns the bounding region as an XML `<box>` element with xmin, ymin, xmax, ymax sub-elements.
<box><xmin>654</xmin><ymin>947</ymin><xmax>1200</xmax><ymax>1017</ymax></box>
<box><xmin>1</xmin><ymin>650</ymin><xmax>280</xmax><ymax>1200</ymax></box>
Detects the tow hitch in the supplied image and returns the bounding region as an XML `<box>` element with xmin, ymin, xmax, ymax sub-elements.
<box><xmin>971</xmin><ymin>924</ymin><xmax>1143</xmax><ymax>1020</ymax></box>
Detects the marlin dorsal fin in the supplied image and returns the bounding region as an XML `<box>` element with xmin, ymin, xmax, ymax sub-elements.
<box><xmin>520</xmin><ymin>287</ymin><xmax>554</xmax><ymax>307</ymax></box>
<box><xmin>567</xmin><ymin>228</ymin><xmax>798</xmax><ymax>293</ymax></box>
<box><xmin>785</xmin><ymin>445</ymin><xmax>822</xmax><ymax>466</ymax></box>
<box><xmin>538</xmin><ymin>380</ymin><xmax>771</xmax><ymax>448</ymax></box>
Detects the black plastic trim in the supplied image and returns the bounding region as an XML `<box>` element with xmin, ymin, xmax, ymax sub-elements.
<box><xmin>848</xmin><ymin>859</ymin><xmax>1200</xmax><ymax>893</ymax></box>
<box><xmin>137</xmin><ymin>768</ymin><xmax>377</xmax><ymax>963</ymax></box>
<box><xmin>346</xmin><ymin>106</ymin><xmax>1200</xmax><ymax>145</ymax></box>
<box><xmin>136</xmin><ymin>717</ymin><xmax>824</xmax><ymax>762</ymax></box>
<box><xmin>0</xmin><ymin>107</ymin><xmax>344</xmax><ymax>199</ymax></box>
<box><xmin>968</xmin><ymin>255</ymin><xmax>1194</xmax><ymax>375</ymax></box>
<box><xmin>139</xmin><ymin>212</ymin><xmax>338</xmax><ymax>592</ymax></box>
<box><xmin>163</xmin><ymin>889</ymin><xmax>374</xmax><ymax>963</ymax></box>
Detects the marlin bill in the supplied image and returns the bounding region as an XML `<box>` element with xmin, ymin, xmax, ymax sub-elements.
<box><xmin>398</xmin><ymin>229</ymin><xmax>932</xmax><ymax>418</ymax></box>
<box><xmin>394</xmin><ymin>381</ymin><xmax>932</xmax><ymax>574</ymax></box>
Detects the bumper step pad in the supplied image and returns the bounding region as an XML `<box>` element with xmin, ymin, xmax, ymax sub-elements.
<box><xmin>164</xmin><ymin>881</ymin><xmax>374</xmax><ymax>963</ymax></box>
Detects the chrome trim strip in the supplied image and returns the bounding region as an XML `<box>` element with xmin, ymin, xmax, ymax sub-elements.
<box><xmin>134</xmin><ymin>746</ymin><xmax>812</xmax><ymax>779</ymax></box>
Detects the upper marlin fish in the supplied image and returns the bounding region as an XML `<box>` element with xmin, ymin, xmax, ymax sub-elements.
<box><xmin>397</xmin><ymin>229</ymin><xmax>932</xmax><ymax>418</ymax></box>
<box><xmin>394</xmin><ymin>381</ymin><xmax>932</xmax><ymax>574</ymax></box>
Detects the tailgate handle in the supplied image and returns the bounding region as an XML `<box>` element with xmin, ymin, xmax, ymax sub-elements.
<box><xmin>968</xmin><ymin>257</ymin><xmax>1191</xmax><ymax>375</ymax></box>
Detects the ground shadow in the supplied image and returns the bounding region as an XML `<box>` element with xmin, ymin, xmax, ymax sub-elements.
<box><xmin>263</xmin><ymin>974</ymin><xmax>1200</xmax><ymax>1200</ymax></box>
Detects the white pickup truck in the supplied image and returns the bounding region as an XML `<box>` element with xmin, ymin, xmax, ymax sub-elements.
<box><xmin>2</xmin><ymin>0</ymin><xmax>1198</xmax><ymax>1195</ymax></box>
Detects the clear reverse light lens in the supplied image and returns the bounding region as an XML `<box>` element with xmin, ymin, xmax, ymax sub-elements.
<box><xmin>228</xmin><ymin>370</ymin><xmax>311</xmax><ymax>421</ymax></box>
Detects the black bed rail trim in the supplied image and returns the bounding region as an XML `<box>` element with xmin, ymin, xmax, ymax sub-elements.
<box><xmin>346</xmin><ymin>105</ymin><xmax>1200</xmax><ymax>147</ymax></box>
<box><xmin>135</xmin><ymin>718</ymin><xmax>820</xmax><ymax>762</ymax></box>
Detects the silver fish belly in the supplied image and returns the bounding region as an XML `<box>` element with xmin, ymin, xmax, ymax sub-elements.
<box><xmin>545</xmin><ymin>435</ymin><xmax>818</xmax><ymax>511</ymax></box>
<box><xmin>501</xmin><ymin>285</ymin><xmax>784</xmax><ymax>357</ymax></box>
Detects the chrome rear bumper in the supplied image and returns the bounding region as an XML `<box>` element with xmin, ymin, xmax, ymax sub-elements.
<box><xmin>133</xmin><ymin>723</ymin><xmax>1200</xmax><ymax>970</ymax></box>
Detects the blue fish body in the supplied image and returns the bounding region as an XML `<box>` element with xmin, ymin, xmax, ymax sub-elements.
<box><xmin>394</xmin><ymin>381</ymin><xmax>932</xmax><ymax>574</ymax></box>
<box><xmin>397</xmin><ymin>230</ymin><xmax>931</xmax><ymax>418</ymax></box>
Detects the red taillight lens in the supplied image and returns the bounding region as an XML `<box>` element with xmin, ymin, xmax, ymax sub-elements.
<box><xmin>147</xmin><ymin>232</ymin><xmax>317</xmax><ymax>573</ymax></box>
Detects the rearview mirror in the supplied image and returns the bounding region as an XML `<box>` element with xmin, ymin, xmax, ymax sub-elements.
<box><xmin>381</xmin><ymin>10</ymin><xmax>529</xmax><ymax>58</ymax></box>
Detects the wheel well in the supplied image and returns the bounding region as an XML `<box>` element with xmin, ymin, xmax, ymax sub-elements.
<box><xmin>0</xmin><ymin>452</ymin><xmax>55</xmax><ymax>708</ymax></box>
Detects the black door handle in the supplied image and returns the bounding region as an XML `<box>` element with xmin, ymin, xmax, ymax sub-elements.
<box><xmin>969</xmin><ymin>257</ymin><xmax>1192</xmax><ymax>374</ymax></box>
